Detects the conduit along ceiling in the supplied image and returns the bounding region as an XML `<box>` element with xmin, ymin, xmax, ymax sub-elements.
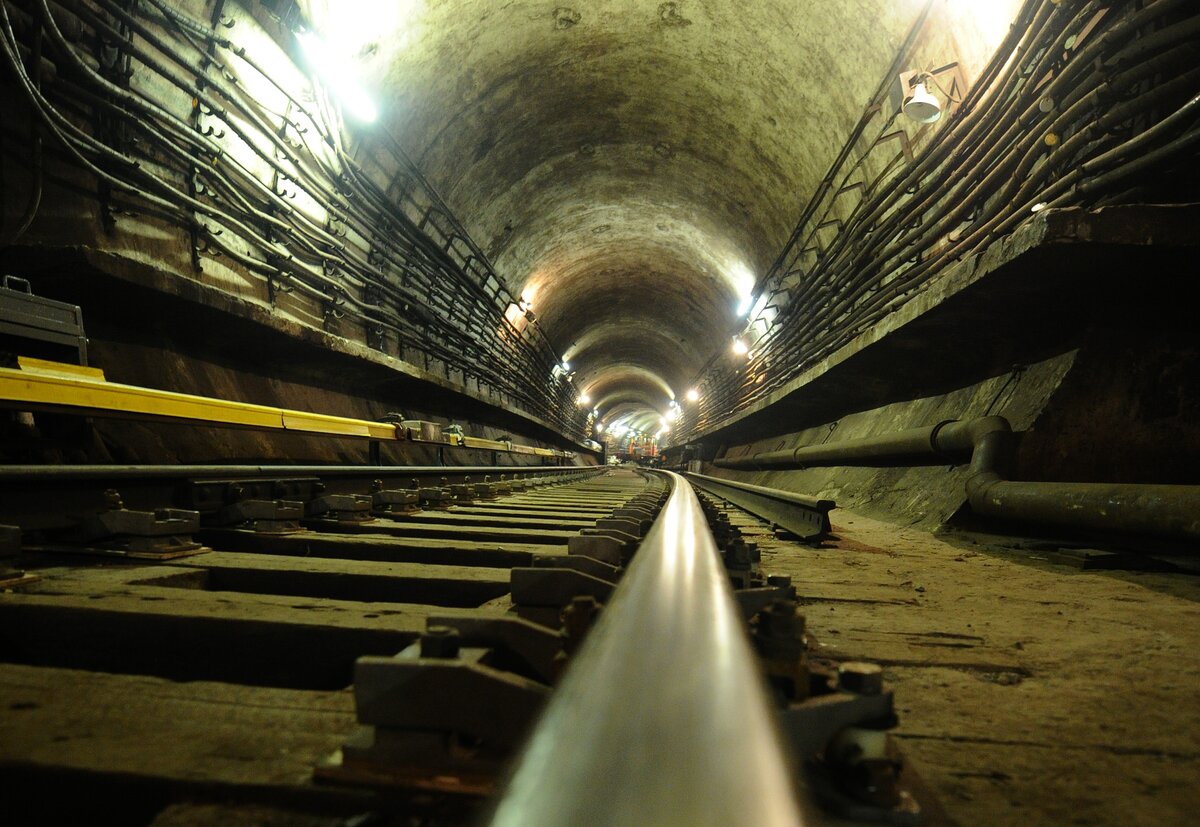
<box><xmin>300</xmin><ymin>0</ymin><xmax>990</xmax><ymax>438</ymax></box>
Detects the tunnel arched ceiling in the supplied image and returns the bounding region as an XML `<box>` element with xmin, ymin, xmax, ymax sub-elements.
<box><xmin>306</xmin><ymin>0</ymin><xmax>922</xmax><ymax>429</ymax></box>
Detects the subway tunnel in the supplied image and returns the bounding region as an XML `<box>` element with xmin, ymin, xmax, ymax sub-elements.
<box><xmin>0</xmin><ymin>1</ymin><xmax>1198</xmax><ymax>824</ymax></box>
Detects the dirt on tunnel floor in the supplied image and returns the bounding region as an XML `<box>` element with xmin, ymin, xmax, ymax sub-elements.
<box><xmin>728</xmin><ymin>506</ymin><xmax>1200</xmax><ymax>826</ymax></box>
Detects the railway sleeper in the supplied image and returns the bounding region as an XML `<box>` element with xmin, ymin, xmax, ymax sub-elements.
<box><xmin>0</xmin><ymin>468</ymin><xmax>935</xmax><ymax>823</ymax></box>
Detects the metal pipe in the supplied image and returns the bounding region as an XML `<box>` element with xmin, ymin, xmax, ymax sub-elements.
<box><xmin>716</xmin><ymin>418</ymin><xmax>1200</xmax><ymax>542</ymax></box>
<box><xmin>488</xmin><ymin>471</ymin><xmax>809</xmax><ymax>827</ymax></box>
<box><xmin>715</xmin><ymin>417</ymin><xmax>1009</xmax><ymax>470</ymax></box>
<box><xmin>962</xmin><ymin>432</ymin><xmax>1200</xmax><ymax>541</ymax></box>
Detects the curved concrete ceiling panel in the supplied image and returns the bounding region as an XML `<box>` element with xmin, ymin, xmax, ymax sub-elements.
<box><xmin>312</xmin><ymin>0</ymin><xmax>919</xmax><ymax>423</ymax></box>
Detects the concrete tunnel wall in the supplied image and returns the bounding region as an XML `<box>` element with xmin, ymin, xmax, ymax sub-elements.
<box><xmin>2</xmin><ymin>0</ymin><xmax>1197</xmax><ymax>531</ymax></box>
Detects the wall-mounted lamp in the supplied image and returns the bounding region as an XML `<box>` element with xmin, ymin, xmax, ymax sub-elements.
<box><xmin>731</xmin><ymin>337</ymin><xmax>749</xmax><ymax>356</ymax></box>
<box><xmin>685</xmin><ymin>388</ymin><xmax>700</xmax><ymax>402</ymax></box>
<box><xmin>903</xmin><ymin>81</ymin><xmax>941</xmax><ymax>123</ymax></box>
<box><xmin>295</xmin><ymin>30</ymin><xmax>377</xmax><ymax>123</ymax></box>
<box><xmin>898</xmin><ymin>64</ymin><xmax>964</xmax><ymax>125</ymax></box>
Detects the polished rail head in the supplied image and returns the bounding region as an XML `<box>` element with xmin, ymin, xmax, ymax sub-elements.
<box><xmin>489</xmin><ymin>470</ymin><xmax>809</xmax><ymax>827</ymax></box>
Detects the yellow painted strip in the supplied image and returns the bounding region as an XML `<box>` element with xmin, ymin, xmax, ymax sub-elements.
<box><xmin>16</xmin><ymin>356</ymin><xmax>107</xmax><ymax>382</ymax></box>
<box><xmin>281</xmin><ymin>411</ymin><xmax>373</xmax><ymax>437</ymax></box>
<box><xmin>0</xmin><ymin>366</ymin><xmax>568</xmax><ymax>453</ymax></box>
<box><xmin>366</xmin><ymin>422</ymin><xmax>400</xmax><ymax>439</ymax></box>
<box><xmin>0</xmin><ymin>369</ymin><xmax>282</xmax><ymax>428</ymax></box>
<box><xmin>462</xmin><ymin>436</ymin><xmax>509</xmax><ymax>451</ymax></box>
<box><xmin>0</xmin><ymin>368</ymin><xmax>400</xmax><ymax>440</ymax></box>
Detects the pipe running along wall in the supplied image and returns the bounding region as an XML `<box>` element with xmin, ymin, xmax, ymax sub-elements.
<box><xmin>716</xmin><ymin>417</ymin><xmax>1200</xmax><ymax>542</ymax></box>
<box><xmin>489</xmin><ymin>471</ymin><xmax>810</xmax><ymax>827</ymax></box>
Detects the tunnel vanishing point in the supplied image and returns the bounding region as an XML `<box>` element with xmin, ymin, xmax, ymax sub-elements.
<box><xmin>0</xmin><ymin>1</ymin><xmax>1198</xmax><ymax>825</ymax></box>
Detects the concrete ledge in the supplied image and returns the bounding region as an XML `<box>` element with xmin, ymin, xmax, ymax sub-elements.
<box><xmin>0</xmin><ymin>244</ymin><xmax>591</xmax><ymax>451</ymax></box>
<box><xmin>693</xmin><ymin>204</ymin><xmax>1200</xmax><ymax>443</ymax></box>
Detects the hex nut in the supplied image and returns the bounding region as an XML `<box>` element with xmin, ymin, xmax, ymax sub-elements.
<box><xmin>838</xmin><ymin>662</ymin><xmax>884</xmax><ymax>695</ymax></box>
<box><xmin>420</xmin><ymin>625</ymin><xmax>462</xmax><ymax>659</ymax></box>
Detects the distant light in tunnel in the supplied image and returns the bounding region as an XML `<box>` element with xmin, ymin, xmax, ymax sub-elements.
<box><xmin>296</xmin><ymin>31</ymin><xmax>378</xmax><ymax>123</ymax></box>
<box><xmin>686</xmin><ymin>388</ymin><xmax>700</xmax><ymax>402</ymax></box>
<box><xmin>664</xmin><ymin>407</ymin><xmax>678</xmax><ymax>422</ymax></box>
<box><xmin>595</xmin><ymin>422</ymin><xmax>604</xmax><ymax>433</ymax></box>
<box><xmin>578</xmin><ymin>393</ymin><xmax>591</xmax><ymax>406</ymax></box>
<box><xmin>730</xmin><ymin>262</ymin><xmax>756</xmax><ymax>317</ymax></box>
<box><xmin>731</xmin><ymin>337</ymin><xmax>749</xmax><ymax>356</ymax></box>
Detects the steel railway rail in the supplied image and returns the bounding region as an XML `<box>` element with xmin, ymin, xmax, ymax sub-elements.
<box><xmin>0</xmin><ymin>464</ymin><xmax>933</xmax><ymax>825</ymax></box>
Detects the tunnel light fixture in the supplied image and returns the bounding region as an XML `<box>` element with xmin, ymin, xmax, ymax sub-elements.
<box><xmin>900</xmin><ymin>65</ymin><xmax>963</xmax><ymax>125</ymax></box>
<box><xmin>579</xmin><ymin>393</ymin><xmax>591</xmax><ymax>406</ymax></box>
<box><xmin>596</xmin><ymin>422</ymin><xmax>604</xmax><ymax>434</ymax></box>
<box><xmin>296</xmin><ymin>30</ymin><xmax>378</xmax><ymax>123</ymax></box>
<box><xmin>665</xmin><ymin>407</ymin><xmax>678</xmax><ymax>422</ymax></box>
<box><xmin>730</xmin><ymin>262</ymin><xmax>756</xmax><ymax>317</ymax></box>
<box><xmin>731</xmin><ymin>337</ymin><xmax>749</xmax><ymax>356</ymax></box>
<box><xmin>686</xmin><ymin>388</ymin><xmax>700</xmax><ymax>402</ymax></box>
<box><xmin>736</xmin><ymin>293</ymin><xmax>755</xmax><ymax>317</ymax></box>
<box><xmin>902</xmin><ymin>81</ymin><xmax>941</xmax><ymax>123</ymax></box>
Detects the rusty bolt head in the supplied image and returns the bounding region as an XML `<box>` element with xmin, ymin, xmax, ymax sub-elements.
<box><xmin>561</xmin><ymin>594</ymin><xmax>601</xmax><ymax>629</ymax></box>
<box><xmin>102</xmin><ymin>489</ymin><xmax>124</xmax><ymax>510</ymax></box>
<box><xmin>838</xmin><ymin>662</ymin><xmax>884</xmax><ymax>695</ymax></box>
<box><xmin>759</xmin><ymin>600</ymin><xmax>805</xmax><ymax>641</ymax></box>
<box><xmin>420</xmin><ymin>625</ymin><xmax>461</xmax><ymax>659</ymax></box>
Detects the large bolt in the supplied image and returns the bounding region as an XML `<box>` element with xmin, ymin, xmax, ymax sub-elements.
<box><xmin>102</xmin><ymin>489</ymin><xmax>124</xmax><ymax>510</ymax></box>
<box><xmin>758</xmin><ymin>599</ymin><xmax>806</xmax><ymax>643</ymax></box>
<box><xmin>837</xmin><ymin>662</ymin><xmax>884</xmax><ymax>696</ymax></box>
<box><xmin>754</xmin><ymin>599</ymin><xmax>809</xmax><ymax>702</ymax></box>
<box><xmin>554</xmin><ymin>595</ymin><xmax>603</xmax><ymax>682</ymax></box>
<box><xmin>420</xmin><ymin>625</ymin><xmax>461</xmax><ymax>659</ymax></box>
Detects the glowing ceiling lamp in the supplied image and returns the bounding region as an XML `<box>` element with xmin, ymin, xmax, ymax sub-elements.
<box><xmin>685</xmin><ymin>388</ymin><xmax>700</xmax><ymax>402</ymax></box>
<box><xmin>728</xmin><ymin>261</ymin><xmax>756</xmax><ymax>317</ymax></box>
<box><xmin>731</xmin><ymin>337</ymin><xmax>749</xmax><ymax>356</ymax></box>
<box><xmin>296</xmin><ymin>30</ymin><xmax>378</xmax><ymax>123</ymax></box>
